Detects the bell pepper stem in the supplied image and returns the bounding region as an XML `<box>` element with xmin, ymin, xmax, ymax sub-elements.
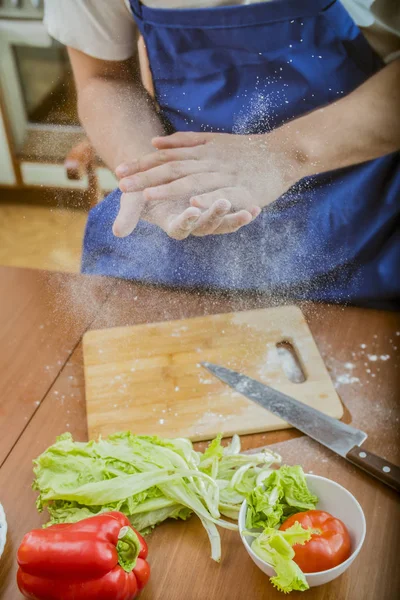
<box><xmin>117</xmin><ymin>526</ymin><xmax>140</xmax><ymax>573</ymax></box>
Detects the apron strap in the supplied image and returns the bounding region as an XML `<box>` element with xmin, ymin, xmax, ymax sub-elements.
<box><xmin>129</xmin><ymin>0</ymin><xmax>143</xmax><ymax>20</ymax></box>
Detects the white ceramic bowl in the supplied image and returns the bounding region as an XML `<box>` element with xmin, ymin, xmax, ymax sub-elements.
<box><xmin>0</xmin><ymin>502</ymin><xmax>7</xmax><ymax>558</ymax></box>
<box><xmin>239</xmin><ymin>474</ymin><xmax>366</xmax><ymax>588</ymax></box>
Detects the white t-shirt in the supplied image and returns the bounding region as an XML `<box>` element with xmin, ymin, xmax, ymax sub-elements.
<box><xmin>44</xmin><ymin>0</ymin><xmax>400</xmax><ymax>62</ymax></box>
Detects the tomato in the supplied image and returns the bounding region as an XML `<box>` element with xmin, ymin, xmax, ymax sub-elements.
<box><xmin>279</xmin><ymin>510</ymin><xmax>351</xmax><ymax>573</ymax></box>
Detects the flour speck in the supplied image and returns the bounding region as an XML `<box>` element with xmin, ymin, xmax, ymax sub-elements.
<box><xmin>335</xmin><ymin>374</ymin><xmax>360</xmax><ymax>387</ymax></box>
<box><xmin>344</xmin><ymin>362</ymin><xmax>355</xmax><ymax>370</ymax></box>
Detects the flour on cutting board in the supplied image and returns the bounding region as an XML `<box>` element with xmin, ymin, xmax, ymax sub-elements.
<box><xmin>190</xmin><ymin>410</ymin><xmax>235</xmax><ymax>436</ymax></box>
<box><xmin>257</xmin><ymin>343</ymin><xmax>304</xmax><ymax>384</ymax></box>
<box><xmin>170</xmin><ymin>325</ymin><xmax>189</xmax><ymax>337</ymax></box>
<box><xmin>197</xmin><ymin>374</ymin><xmax>214</xmax><ymax>385</ymax></box>
<box><xmin>193</xmin><ymin>341</ymin><xmax>302</xmax><ymax>388</ymax></box>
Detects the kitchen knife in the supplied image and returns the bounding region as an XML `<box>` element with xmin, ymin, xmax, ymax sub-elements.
<box><xmin>202</xmin><ymin>362</ymin><xmax>400</xmax><ymax>492</ymax></box>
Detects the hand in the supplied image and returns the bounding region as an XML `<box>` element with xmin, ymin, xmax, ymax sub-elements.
<box><xmin>115</xmin><ymin>131</ymin><xmax>304</xmax><ymax>235</ymax></box>
<box><xmin>112</xmin><ymin>190</ymin><xmax>200</xmax><ymax>240</ymax></box>
<box><xmin>112</xmin><ymin>189</ymin><xmax>258</xmax><ymax>240</ymax></box>
<box><xmin>113</xmin><ymin>133</ymin><xmax>264</xmax><ymax>239</ymax></box>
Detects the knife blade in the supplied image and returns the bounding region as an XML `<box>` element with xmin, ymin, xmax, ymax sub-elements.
<box><xmin>202</xmin><ymin>362</ymin><xmax>400</xmax><ymax>492</ymax></box>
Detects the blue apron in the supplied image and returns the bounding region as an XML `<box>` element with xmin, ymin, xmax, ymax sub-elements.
<box><xmin>82</xmin><ymin>0</ymin><xmax>400</xmax><ymax>309</ymax></box>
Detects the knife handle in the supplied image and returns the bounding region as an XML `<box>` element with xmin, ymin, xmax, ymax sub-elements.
<box><xmin>346</xmin><ymin>446</ymin><xmax>400</xmax><ymax>492</ymax></box>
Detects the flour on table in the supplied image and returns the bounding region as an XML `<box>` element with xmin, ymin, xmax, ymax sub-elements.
<box><xmin>335</xmin><ymin>373</ymin><xmax>360</xmax><ymax>386</ymax></box>
<box><xmin>268</xmin><ymin>437</ymin><xmax>347</xmax><ymax>474</ymax></box>
<box><xmin>319</xmin><ymin>355</ymin><xmax>360</xmax><ymax>389</ymax></box>
<box><xmin>344</xmin><ymin>362</ymin><xmax>355</xmax><ymax>369</ymax></box>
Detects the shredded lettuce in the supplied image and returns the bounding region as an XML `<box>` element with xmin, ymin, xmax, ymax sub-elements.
<box><xmin>242</xmin><ymin>465</ymin><xmax>318</xmax><ymax>593</ymax></box>
<box><xmin>246</xmin><ymin>465</ymin><xmax>318</xmax><ymax>530</ymax></box>
<box><xmin>32</xmin><ymin>431</ymin><xmax>280</xmax><ymax>562</ymax></box>
<box><xmin>250</xmin><ymin>523</ymin><xmax>312</xmax><ymax>593</ymax></box>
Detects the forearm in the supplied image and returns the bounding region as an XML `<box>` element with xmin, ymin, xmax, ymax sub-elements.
<box><xmin>275</xmin><ymin>59</ymin><xmax>400</xmax><ymax>178</ymax></box>
<box><xmin>77</xmin><ymin>77</ymin><xmax>164</xmax><ymax>171</ymax></box>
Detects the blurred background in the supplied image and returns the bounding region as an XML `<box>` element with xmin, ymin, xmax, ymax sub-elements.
<box><xmin>0</xmin><ymin>0</ymin><xmax>117</xmax><ymax>273</ymax></box>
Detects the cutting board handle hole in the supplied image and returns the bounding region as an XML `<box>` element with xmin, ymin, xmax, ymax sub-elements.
<box><xmin>276</xmin><ymin>341</ymin><xmax>306</xmax><ymax>383</ymax></box>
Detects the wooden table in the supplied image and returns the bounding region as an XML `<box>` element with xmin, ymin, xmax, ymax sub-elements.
<box><xmin>0</xmin><ymin>266</ymin><xmax>399</xmax><ymax>600</ymax></box>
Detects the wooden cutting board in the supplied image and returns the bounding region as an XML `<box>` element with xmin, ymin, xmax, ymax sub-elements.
<box><xmin>83</xmin><ymin>306</ymin><xmax>343</xmax><ymax>442</ymax></box>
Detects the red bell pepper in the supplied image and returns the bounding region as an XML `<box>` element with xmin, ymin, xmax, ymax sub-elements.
<box><xmin>17</xmin><ymin>511</ymin><xmax>150</xmax><ymax>600</ymax></box>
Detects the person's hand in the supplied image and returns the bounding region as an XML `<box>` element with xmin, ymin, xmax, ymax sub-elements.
<box><xmin>115</xmin><ymin>130</ymin><xmax>305</xmax><ymax>237</ymax></box>
<box><xmin>112</xmin><ymin>190</ymin><xmax>200</xmax><ymax>239</ymax></box>
<box><xmin>112</xmin><ymin>188</ymin><xmax>258</xmax><ymax>240</ymax></box>
<box><xmin>112</xmin><ymin>133</ymin><xmax>265</xmax><ymax>240</ymax></box>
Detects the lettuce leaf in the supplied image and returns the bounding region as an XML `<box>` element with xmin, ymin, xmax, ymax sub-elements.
<box><xmin>130</xmin><ymin>504</ymin><xmax>192</xmax><ymax>535</ymax></box>
<box><xmin>278</xmin><ymin>465</ymin><xmax>318</xmax><ymax>511</ymax></box>
<box><xmin>245</xmin><ymin>465</ymin><xmax>318</xmax><ymax>530</ymax></box>
<box><xmin>32</xmin><ymin>431</ymin><xmax>281</xmax><ymax>562</ymax></box>
<box><xmin>250</xmin><ymin>523</ymin><xmax>312</xmax><ymax>593</ymax></box>
<box><xmin>246</xmin><ymin>481</ymin><xmax>284</xmax><ymax>529</ymax></box>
